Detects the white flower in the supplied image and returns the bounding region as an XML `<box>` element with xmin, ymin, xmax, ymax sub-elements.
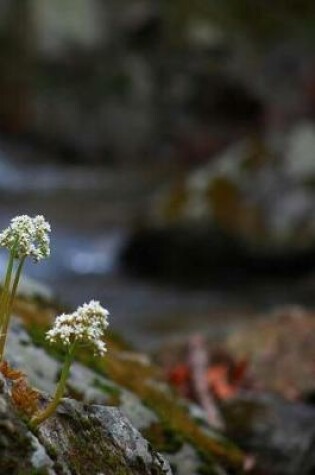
<box><xmin>46</xmin><ymin>300</ymin><xmax>109</xmax><ymax>356</ymax></box>
<box><xmin>0</xmin><ymin>215</ymin><xmax>51</xmax><ymax>261</ymax></box>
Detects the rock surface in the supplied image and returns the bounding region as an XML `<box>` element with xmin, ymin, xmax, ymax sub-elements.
<box><xmin>0</xmin><ymin>374</ymin><xmax>171</xmax><ymax>475</ymax></box>
<box><xmin>36</xmin><ymin>398</ymin><xmax>171</xmax><ymax>475</ymax></box>
<box><xmin>1</xmin><ymin>295</ymin><xmax>244</xmax><ymax>475</ymax></box>
<box><xmin>223</xmin><ymin>392</ymin><xmax>315</xmax><ymax>475</ymax></box>
<box><xmin>0</xmin><ymin>374</ymin><xmax>53</xmax><ymax>475</ymax></box>
<box><xmin>224</xmin><ymin>306</ymin><xmax>315</xmax><ymax>398</ymax></box>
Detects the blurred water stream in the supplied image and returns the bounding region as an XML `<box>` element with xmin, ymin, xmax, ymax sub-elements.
<box><xmin>1</xmin><ymin>143</ymin><xmax>315</xmax><ymax>349</ymax></box>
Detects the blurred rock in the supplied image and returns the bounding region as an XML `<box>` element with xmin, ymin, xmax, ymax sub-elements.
<box><xmin>223</xmin><ymin>392</ymin><xmax>315</xmax><ymax>475</ymax></box>
<box><xmin>124</xmin><ymin>126</ymin><xmax>315</xmax><ymax>283</ymax></box>
<box><xmin>223</xmin><ymin>306</ymin><xmax>315</xmax><ymax>399</ymax></box>
<box><xmin>285</xmin><ymin>122</ymin><xmax>315</xmax><ymax>180</ymax></box>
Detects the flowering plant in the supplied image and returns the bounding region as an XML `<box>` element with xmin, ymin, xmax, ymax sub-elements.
<box><xmin>0</xmin><ymin>215</ymin><xmax>51</xmax><ymax>361</ymax></box>
<box><xmin>31</xmin><ymin>300</ymin><xmax>109</xmax><ymax>426</ymax></box>
<box><xmin>0</xmin><ymin>215</ymin><xmax>111</xmax><ymax>427</ymax></box>
<box><xmin>46</xmin><ymin>300</ymin><xmax>109</xmax><ymax>356</ymax></box>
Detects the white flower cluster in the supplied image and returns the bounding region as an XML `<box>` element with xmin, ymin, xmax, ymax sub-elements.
<box><xmin>0</xmin><ymin>215</ymin><xmax>51</xmax><ymax>261</ymax></box>
<box><xmin>46</xmin><ymin>300</ymin><xmax>109</xmax><ymax>356</ymax></box>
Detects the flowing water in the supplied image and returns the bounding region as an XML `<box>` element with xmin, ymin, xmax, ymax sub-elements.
<box><xmin>1</xmin><ymin>141</ymin><xmax>315</xmax><ymax>349</ymax></box>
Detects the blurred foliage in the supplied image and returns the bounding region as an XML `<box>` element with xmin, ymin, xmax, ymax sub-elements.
<box><xmin>164</xmin><ymin>0</ymin><xmax>315</xmax><ymax>47</ymax></box>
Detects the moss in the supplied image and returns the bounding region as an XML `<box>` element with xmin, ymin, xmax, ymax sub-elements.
<box><xmin>66</xmin><ymin>431</ymin><xmax>124</xmax><ymax>474</ymax></box>
<box><xmin>38</xmin><ymin>437</ymin><xmax>58</xmax><ymax>461</ymax></box>
<box><xmin>197</xmin><ymin>464</ymin><xmax>219</xmax><ymax>475</ymax></box>
<box><xmin>63</xmin><ymin>416</ymin><xmax>163</xmax><ymax>475</ymax></box>
<box><xmin>142</xmin><ymin>422</ymin><xmax>183</xmax><ymax>454</ymax></box>
<box><xmin>20</xmin><ymin>469</ymin><xmax>51</xmax><ymax>475</ymax></box>
<box><xmin>138</xmin><ymin>386</ymin><xmax>244</xmax><ymax>470</ymax></box>
<box><xmin>197</xmin><ymin>465</ymin><xmax>215</xmax><ymax>475</ymax></box>
<box><xmin>42</xmin><ymin>413</ymin><xmax>130</xmax><ymax>474</ymax></box>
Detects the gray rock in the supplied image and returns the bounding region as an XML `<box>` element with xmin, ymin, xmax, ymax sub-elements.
<box><xmin>0</xmin><ymin>373</ymin><xmax>172</xmax><ymax>475</ymax></box>
<box><xmin>223</xmin><ymin>392</ymin><xmax>315</xmax><ymax>475</ymax></box>
<box><xmin>119</xmin><ymin>390</ymin><xmax>159</xmax><ymax>430</ymax></box>
<box><xmin>29</xmin><ymin>432</ymin><xmax>55</xmax><ymax>473</ymax></box>
<box><xmin>7</xmin><ymin>320</ymin><xmax>60</xmax><ymax>395</ymax></box>
<box><xmin>36</xmin><ymin>397</ymin><xmax>172</xmax><ymax>475</ymax></box>
<box><xmin>0</xmin><ymin>375</ymin><xmax>55</xmax><ymax>475</ymax></box>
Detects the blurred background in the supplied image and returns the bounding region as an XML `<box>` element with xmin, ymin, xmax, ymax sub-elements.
<box><xmin>1</xmin><ymin>0</ymin><xmax>315</xmax><ymax>348</ymax></box>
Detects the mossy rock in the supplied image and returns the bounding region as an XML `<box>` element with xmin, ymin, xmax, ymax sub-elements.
<box><xmin>4</xmin><ymin>294</ymin><xmax>247</xmax><ymax>475</ymax></box>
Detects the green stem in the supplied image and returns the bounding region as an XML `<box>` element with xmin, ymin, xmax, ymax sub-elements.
<box><xmin>9</xmin><ymin>256</ymin><xmax>25</xmax><ymax>307</ymax></box>
<box><xmin>0</xmin><ymin>249</ymin><xmax>17</xmax><ymax>361</ymax></box>
<box><xmin>0</xmin><ymin>257</ymin><xmax>26</xmax><ymax>361</ymax></box>
<box><xmin>31</xmin><ymin>342</ymin><xmax>77</xmax><ymax>427</ymax></box>
<box><xmin>0</xmin><ymin>250</ymin><xmax>15</xmax><ymax>329</ymax></box>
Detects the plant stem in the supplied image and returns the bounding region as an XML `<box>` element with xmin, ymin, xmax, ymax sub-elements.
<box><xmin>31</xmin><ymin>342</ymin><xmax>77</xmax><ymax>427</ymax></box>
<box><xmin>0</xmin><ymin>250</ymin><xmax>15</xmax><ymax>328</ymax></box>
<box><xmin>0</xmin><ymin>256</ymin><xmax>26</xmax><ymax>361</ymax></box>
<box><xmin>0</xmin><ymin>249</ymin><xmax>17</xmax><ymax>361</ymax></box>
<box><xmin>10</xmin><ymin>256</ymin><xmax>25</xmax><ymax>307</ymax></box>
